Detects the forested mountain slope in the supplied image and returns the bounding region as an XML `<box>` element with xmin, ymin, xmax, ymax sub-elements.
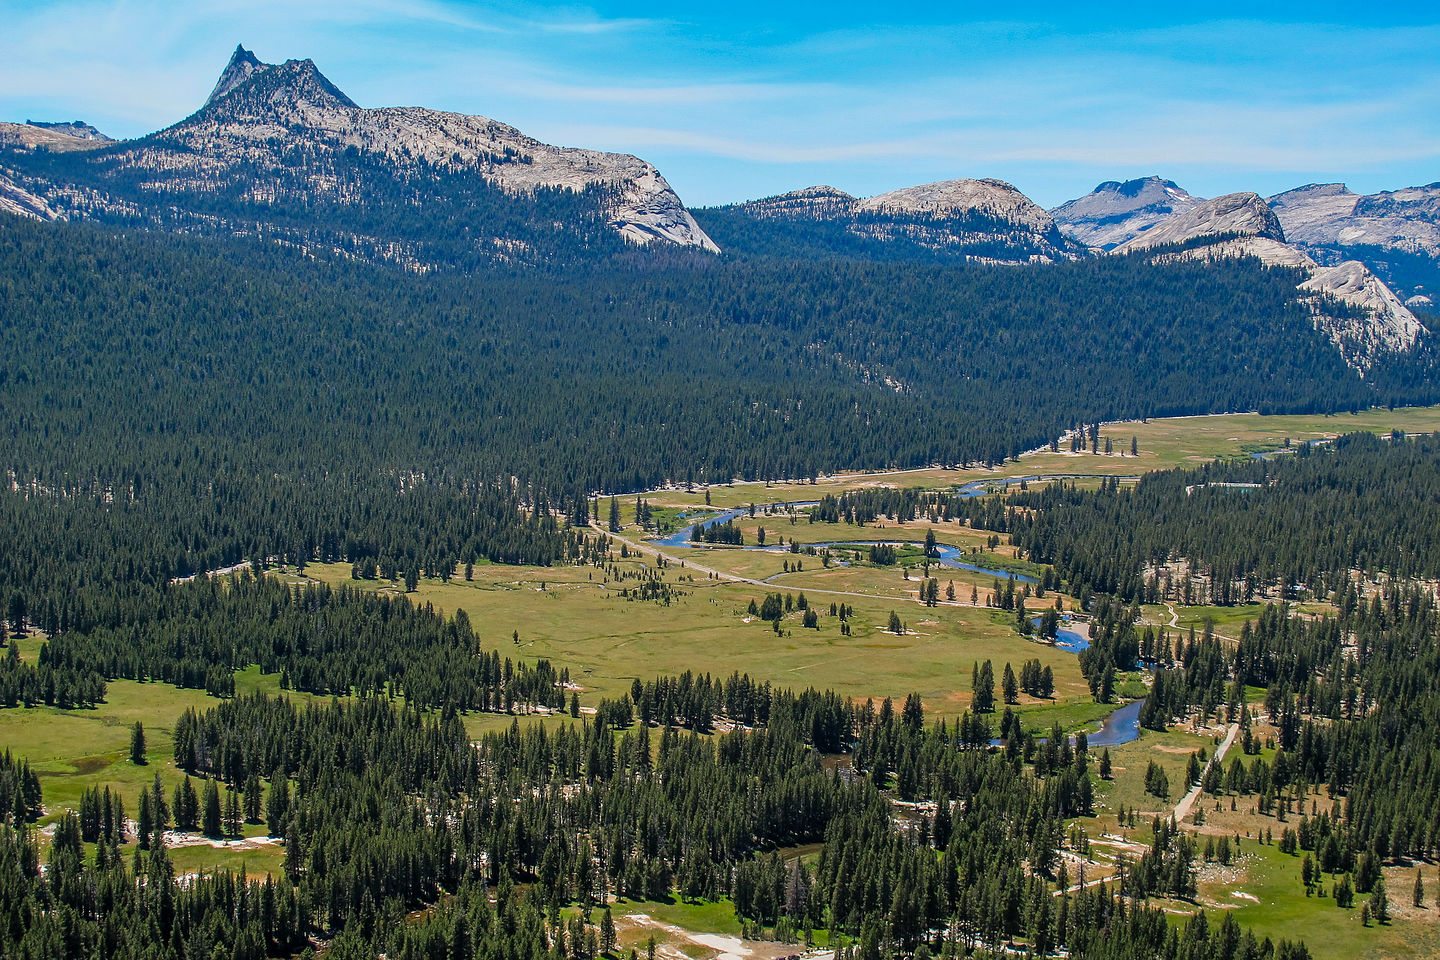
<box><xmin>694</xmin><ymin>178</ymin><xmax>1081</xmax><ymax>264</ymax></box>
<box><xmin>1</xmin><ymin>214</ymin><xmax>1436</xmax><ymax>625</ymax></box>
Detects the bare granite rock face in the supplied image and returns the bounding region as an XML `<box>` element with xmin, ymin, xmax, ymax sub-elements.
<box><xmin>1270</xmin><ymin>182</ymin><xmax>1440</xmax><ymax>260</ymax></box>
<box><xmin>0</xmin><ymin>121</ymin><xmax>111</xmax><ymax>153</ymax></box>
<box><xmin>1299</xmin><ymin>260</ymin><xmax>1426</xmax><ymax>362</ymax></box>
<box><xmin>24</xmin><ymin>120</ymin><xmax>113</xmax><ymax>141</ymax></box>
<box><xmin>1113</xmin><ymin>193</ymin><xmax>1422</xmax><ymax>370</ymax></box>
<box><xmin>854</xmin><ymin>178</ymin><xmax>1054</xmax><ymax>230</ymax></box>
<box><xmin>1114</xmin><ymin>192</ymin><xmax>1285</xmax><ymax>253</ymax></box>
<box><xmin>1050</xmin><ymin>177</ymin><xmax>1201</xmax><ymax>250</ymax></box>
<box><xmin>0</xmin><ymin>170</ymin><xmax>56</xmax><ymax>219</ymax></box>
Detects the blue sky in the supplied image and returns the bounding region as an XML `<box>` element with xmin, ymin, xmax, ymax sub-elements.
<box><xmin>2</xmin><ymin>1</ymin><xmax>1437</xmax><ymax>208</ymax></box>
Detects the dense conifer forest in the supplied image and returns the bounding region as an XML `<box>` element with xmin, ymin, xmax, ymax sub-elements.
<box><xmin>1003</xmin><ymin>432</ymin><xmax>1440</xmax><ymax>603</ymax></box>
<box><xmin>2</xmin><ymin>216</ymin><xmax>1431</xmax><ymax>620</ymax></box>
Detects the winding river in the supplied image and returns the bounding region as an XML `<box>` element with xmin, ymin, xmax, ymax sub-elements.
<box><xmin>650</xmin><ymin>494</ymin><xmax>1145</xmax><ymax>746</ymax></box>
<box><xmin>656</xmin><ymin>503</ymin><xmax>1038</xmax><ymax>583</ymax></box>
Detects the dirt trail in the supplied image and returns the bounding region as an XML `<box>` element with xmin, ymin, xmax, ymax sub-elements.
<box><xmin>620</xmin><ymin>914</ymin><xmax>825</xmax><ymax>960</ymax></box>
<box><xmin>1172</xmin><ymin>722</ymin><xmax>1240</xmax><ymax>824</ymax></box>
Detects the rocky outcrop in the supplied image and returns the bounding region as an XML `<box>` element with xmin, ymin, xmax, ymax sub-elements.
<box><xmin>717</xmin><ymin>178</ymin><xmax>1078</xmax><ymax>264</ymax></box>
<box><xmin>1299</xmin><ymin>260</ymin><xmax>1426</xmax><ymax>361</ymax></box>
<box><xmin>24</xmin><ymin>120</ymin><xmax>112</xmax><ymax>141</ymax></box>
<box><xmin>1050</xmin><ymin>177</ymin><xmax>1201</xmax><ymax>250</ymax></box>
<box><xmin>854</xmin><ymin>178</ymin><xmax>1055</xmax><ymax>229</ymax></box>
<box><xmin>1114</xmin><ymin>192</ymin><xmax>1285</xmax><ymax>253</ymax></box>
<box><xmin>205</xmin><ymin>44</ymin><xmax>287</xmax><ymax>106</ymax></box>
<box><xmin>0</xmin><ymin>170</ymin><xmax>56</xmax><ymax>219</ymax></box>
<box><xmin>0</xmin><ymin>121</ymin><xmax>111</xmax><ymax>152</ymax></box>
<box><xmin>1270</xmin><ymin>182</ymin><xmax>1440</xmax><ymax>261</ymax></box>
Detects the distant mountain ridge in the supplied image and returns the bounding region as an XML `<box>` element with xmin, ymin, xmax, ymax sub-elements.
<box><xmin>0</xmin><ymin>46</ymin><xmax>1434</xmax><ymax>373</ymax></box>
<box><xmin>0</xmin><ymin>44</ymin><xmax>716</xmax><ymax>265</ymax></box>
<box><xmin>24</xmin><ymin>120</ymin><xmax>112</xmax><ymax>141</ymax></box>
<box><xmin>1270</xmin><ymin>182</ymin><xmax>1440</xmax><ymax>260</ymax></box>
<box><xmin>1049</xmin><ymin>177</ymin><xmax>1440</xmax><ymax>306</ymax></box>
<box><xmin>1050</xmin><ymin>176</ymin><xmax>1201</xmax><ymax>250</ymax></box>
<box><xmin>697</xmin><ymin>177</ymin><xmax>1081</xmax><ymax>264</ymax></box>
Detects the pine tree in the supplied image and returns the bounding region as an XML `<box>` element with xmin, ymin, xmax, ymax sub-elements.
<box><xmin>223</xmin><ymin>788</ymin><xmax>242</xmax><ymax>838</ymax></box>
<box><xmin>129</xmin><ymin>722</ymin><xmax>147</xmax><ymax>765</ymax></box>
<box><xmin>601</xmin><ymin>906</ymin><xmax>616</xmax><ymax>955</ymax></box>
<box><xmin>1372</xmin><ymin>877</ymin><xmax>1389</xmax><ymax>923</ymax></box>
<box><xmin>1002</xmin><ymin>663</ymin><xmax>1018</xmax><ymax>704</ymax></box>
<box><xmin>136</xmin><ymin>790</ymin><xmax>154</xmax><ymax>849</ymax></box>
<box><xmin>1415</xmin><ymin>869</ymin><xmax>1425</xmax><ymax>908</ymax></box>
<box><xmin>608</xmin><ymin>496</ymin><xmax>620</xmax><ymax>533</ymax></box>
<box><xmin>973</xmin><ymin>660</ymin><xmax>995</xmax><ymax>713</ymax></box>
<box><xmin>201</xmin><ymin>780</ymin><xmax>222</xmax><ymax>838</ymax></box>
<box><xmin>243</xmin><ymin>770</ymin><xmax>263</xmax><ymax>824</ymax></box>
<box><xmin>1336</xmin><ymin>873</ymin><xmax>1354</xmax><ymax>908</ymax></box>
<box><xmin>175</xmin><ymin>776</ymin><xmax>199</xmax><ymax>831</ymax></box>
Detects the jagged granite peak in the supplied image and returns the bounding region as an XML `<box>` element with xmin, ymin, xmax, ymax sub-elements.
<box><xmin>206</xmin><ymin>44</ymin><xmax>271</xmax><ymax>105</ymax></box>
<box><xmin>24</xmin><ymin>119</ymin><xmax>112</xmax><ymax>141</ymax></box>
<box><xmin>161</xmin><ymin>46</ymin><xmax>715</xmax><ymax>253</ymax></box>
<box><xmin>1114</xmin><ymin>192</ymin><xmax>1284</xmax><ymax>253</ymax></box>
<box><xmin>1270</xmin><ymin>181</ymin><xmax>1440</xmax><ymax>261</ymax></box>
<box><xmin>1050</xmin><ymin>176</ymin><xmax>1202</xmax><ymax>250</ymax></box>
<box><xmin>197</xmin><ymin>52</ymin><xmax>359</xmax><ymax>119</ymax></box>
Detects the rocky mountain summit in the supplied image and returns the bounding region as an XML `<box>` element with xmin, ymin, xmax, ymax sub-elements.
<box><xmin>1113</xmin><ymin>192</ymin><xmax>1286</xmax><ymax>253</ymax></box>
<box><xmin>0</xmin><ymin>121</ymin><xmax>112</xmax><ymax>152</ymax></box>
<box><xmin>1268</xmin><ymin>183</ymin><xmax>1440</xmax><ymax>301</ymax></box>
<box><xmin>706</xmin><ymin>178</ymin><xmax>1079</xmax><ymax>264</ymax></box>
<box><xmin>24</xmin><ymin>120</ymin><xmax>112</xmax><ymax>141</ymax></box>
<box><xmin>1049</xmin><ymin>177</ymin><xmax>1440</xmax><ymax>304</ymax></box>
<box><xmin>1049</xmin><ymin>177</ymin><xmax>1200</xmax><ymax>250</ymax></box>
<box><xmin>0</xmin><ymin>45</ymin><xmax>715</xmax><ymax>263</ymax></box>
<box><xmin>172</xmin><ymin>46</ymin><xmax>716</xmax><ymax>252</ymax></box>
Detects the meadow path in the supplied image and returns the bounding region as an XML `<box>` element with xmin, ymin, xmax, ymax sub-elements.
<box><xmin>1172</xmin><ymin>721</ymin><xmax>1240</xmax><ymax>824</ymax></box>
